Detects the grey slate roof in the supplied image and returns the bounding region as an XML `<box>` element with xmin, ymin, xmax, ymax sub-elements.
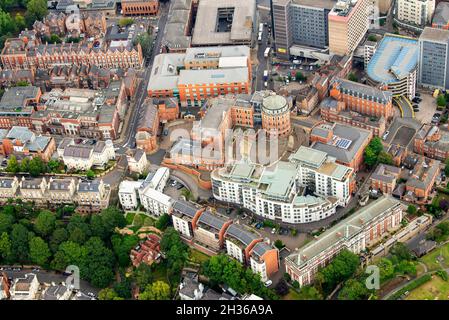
<box><xmin>63</xmin><ymin>145</ymin><xmax>93</xmax><ymax>159</ymax></box>
<box><xmin>198</xmin><ymin>210</ymin><xmax>229</xmax><ymax>231</ymax></box>
<box><xmin>172</xmin><ymin>200</ymin><xmax>199</xmax><ymax>218</ymax></box>
<box><xmin>252</xmin><ymin>242</ymin><xmax>272</xmax><ymax>258</ymax></box>
<box><xmin>433</xmin><ymin>2</ymin><xmax>449</xmax><ymax>27</ymax></box>
<box><xmin>225</xmin><ymin>224</ymin><xmax>260</xmax><ymax>247</ymax></box>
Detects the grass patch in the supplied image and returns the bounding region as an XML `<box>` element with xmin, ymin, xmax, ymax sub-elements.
<box><xmin>151</xmin><ymin>261</ymin><xmax>169</xmax><ymax>282</ymax></box>
<box><xmin>406</xmin><ymin>275</ymin><xmax>449</xmax><ymax>300</ymax></box>
<box><xmin>188</xmin><ymin>249</ymin><xmax>210</xmax><ymax>264</ymax></box>
<box><xmin>282</xmin><ymin>288</ymin><xmax>302</xmax><ymax>300</ymax></box>
<box><xmin>420</xmin><ymin>242</ymin><xmax>449</xmax><ymax>271</ymax></box>
<box><xmin>125</xmin><ymin>212</ymin><xmax>136</xmax><ymax>225</ymax></box>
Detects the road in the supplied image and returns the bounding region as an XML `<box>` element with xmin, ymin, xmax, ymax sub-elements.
<box><xmin>116</xmin><ymin>2</ymin><xmax>170</xmax><ymax>154</ymax></box>
<box><xmin>254</xmin><ymin>8</ymin><xmax>272</xmax><ymax>92</ymax></box>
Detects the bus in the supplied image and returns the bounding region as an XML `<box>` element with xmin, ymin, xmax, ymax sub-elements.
<box><xmin>264</xmin><ymin>47</ymin><xmax>270</xmax><ymax>58</ymax></box>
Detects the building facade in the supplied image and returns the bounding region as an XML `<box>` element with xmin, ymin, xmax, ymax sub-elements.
<box><xmin>285</xmin><ymin>196</ymin><xmax>404</xmax><ymax>286</ymax></box>
<box><xmin>418</xmin><ymin>27</ymin><xmax>449</xmax><ymax>90</ymax></box>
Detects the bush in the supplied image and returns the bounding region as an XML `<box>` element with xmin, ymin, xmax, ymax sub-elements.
<box><xmin>388</xmin><ymin>274</ymin><xmax>432</xmax><ymax>300</ymax></box>
<box><xmin>436</xmin><ymin>270</ymin><xmax>448</xmax><ymax>281</ymax></box>
<box><xmin>292</xmin><ymin>280</ymin><xmax>300</xmax><ymax>289</ymax></box>
<box><xmin>274</xmin><ymin>239</ymin><xmax>284</xmax><ymax>250</ymax></box>
<box><xmin>263</xmin><ymin>219</ymin><xmax>275</xmax><ymax>228</ymax></box>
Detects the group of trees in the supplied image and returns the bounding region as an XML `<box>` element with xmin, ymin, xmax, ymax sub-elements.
<box><xmin>134</xmin><ymin>32</ymin><xmax>153</xmax><ymax>60</ymax></box>
<box><xmin>427</xmin><ymin>221</ymin><xmax>449</xmax><ymax>243</ymax></box>
<box><xmin>5</xmin><ymin>155</ymin><xmax>63</xmax><ymax>176</ymax></box>
<box><xmin>0</xmin><ymin>204</ymin><xmax>128</xmax><ymax>288</ymax></box>
<box><xmin>202</xmin><ymin>254</ymin><xmax>278</xmax><ymax>300</ymax></box>
<box><xmin>364</xmin><ymin>137</ymin><xmax>393</xmax><ymax>168</ymax></box>
<box><xmin>0</xmin><ymin>0</ymin><xmax>48</xmax><ymax>48</ymax></box>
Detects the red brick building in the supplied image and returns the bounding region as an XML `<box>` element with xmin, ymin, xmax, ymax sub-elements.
<box><xmin>122</xmin><ymin>0</ymin><xmax>159</xmax><ymax>16</ymax></box>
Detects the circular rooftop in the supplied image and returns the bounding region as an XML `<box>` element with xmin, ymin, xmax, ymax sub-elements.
<box><xmin>262</xmin><ymin>95</ymin><xmax>287</xmax><ymax>111</ymax></box>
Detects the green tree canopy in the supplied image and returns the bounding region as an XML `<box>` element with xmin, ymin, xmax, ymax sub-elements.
<box><xmin>25</xmin><ymin>0</ymin><xmax>48</xmax><ymax>26</ymax></box>
<box><xmin>139</xmin><ymin>281</ymin><xmax>171</xmax><ymax>300</ymax></box>
<box><xmin>34</xmin><ymin>210</ymin><xmax>56</xmax><ymax>237</ymax></box>
<box><xmin>338</xmin><ymin>279</ymin><xmax>371</xmax><ymax>300</ymax></box>
<box><xmin>6</xmin><ymin>155</ymin><xmax>19</xmax><ymax>173</ymax></box>
<box><xmin>29</xmin><ymin>236</ymin><xmax>51</xmax><ymax>266</ymax></box>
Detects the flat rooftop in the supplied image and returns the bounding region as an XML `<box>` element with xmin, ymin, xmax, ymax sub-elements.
<box><xmin>192</xmin><ymin>0</ymin><xmax>256</xmax><ymax>46</ymax></box>
<box><xmin>420</xmin><ymin>26</ymin><xmax>449</xmax><ymax>43</ymax></box>
<box><xmin>367</xmin><ymin>34</ymin><xmax>418</xmax><ymax>84</ymax></box>
<box><xmin>292</xmin><ymin>0</ymin><xmax>335</xmax><ymax>9</ymax></box>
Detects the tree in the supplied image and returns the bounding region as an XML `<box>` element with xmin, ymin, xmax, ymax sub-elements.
<box><xmin>15</xmin><ymin>80</ymin><xmax>29</xmax><ymax>86</ymax></box>
<box><xmin>25</xmin><ymin>0</ymin><xmax>48</xmax><ymax>26</ymax></box>
<box><xmin>315</xmin><ymin>250</ymin><xmax>360</xmax><ymax>294</ymax></box>
<box><xmin>67</xmin><ymin>215</ymin><xmax>91</xmax><ymax>244</ymax></box>
<box><xmin>0</xmin><ymin>0</ymin><xmax>15</xmax><ymax>9</ymax></box>
<box><xmin>139</xmin><ymin>281</ymin><xmax>171</xmax><ymax>300</ymax></box>
<box><xmin>338</xmin><ymin>279</ymin><xmax>371</xmax><ymax>300</ymax></box>
<box><xmin>155</xmin><ymin>214</ymin><xmax>170</xmax><ymax>231</ymax></box>
<box><xmin>407</xmin><ymin>205</ymin><xmax>417</xmax><ymax>216</ymax></box>
<box><xmin>437</xmin><ymin>94</ymin><xmax>447</xmax><ymax>107</ymax></box>
<box><xmin>49</xmin><ymin>228</ymin><xmax>68</xmax><ymax>253</ymax></box>
<box><xmin>0</xmin><ymin>9</ymin><xmax>16</xmax><ymax>36</ymax></box>
<box><xmin>274</xmin><ymin>239</ymin><xmax>284</xmax><ymax>250</ymax></box>
<box><xmin>20</xmin><ymin>157</ymin><xmax>30</xmax><ymax>173</ymax></box>
<box><xmin>29</xmin><ymin>156</ymin><xmax>46</xmax><ymax>177</ymax></box>
<box><xmin>364</xmin><ymin>137</ymin><xmax>384</xmax><ymax>168</ymax></box>
<box><xmin>440</xmin><ymin>199</ymin><xmax>449</xmax><ymax>212</ymax></box>
<box><xmin>118</xmin><ymin>17</ymin><xmax>134</xmax><ymax>27</ymax></box>
<box><xmin>181</xmin><ymin>188</ymin><xmax>194</xmax><ymax>201</ymax></box>
<box><xmin>10</xmin><ymin>223</ymin><xmax>32</xmax><ymax>263</ymax></box>
<box><xmin>133</xmin><ymin>263</ymin><xmax>153</xmax><ymax>289</ymax></box>
<box><xmin>0</xmin><ymin>212</ymin><xmax>14</xmax><ymax>234</ymax></box>
<box><xmin>445</xmin><ymin>158</ymin><xmax>449</xmax><ymax>176</ymax></box>
<box><xmin>134</xmin><ymin>32</ymin><xmax>153</xmax><ymax>59</ymax></box>
<box><xmin>86</xmin><ymin>169</ymin><xmax>95</xmax><ymax>180</ymax></box>
<box><xmin>51</xmin><ymin>241</ymin><xmax>86</xmax><ymax>271</ymax></box>
<box><xmin>160</xmin><ymin>227</ymin><xmax>188</xmax><ymax>279</ymax></box>
<box><xmin>34</xmin><ymin>210</ymin><xmax>56</xmax><ymax>237</ymax></box>
<box><xmin>14</xmin><ymin>13</ymin><xmax>26</xmax><ymax>31</ymax></box>
<box><xmin>111</xmin><ymin>234</ymin><xmax>139</xmax><ymax>267</ymax></box>
<box><xmin>367</xmin><ymin>34</ymin><xmax>377</xmax><ymax>42</ymax></box>
<box><xmin>29</xmin><ymin>236</ymin><xmax>51</xmax><ymax>266</ymax></box>
<box><xmin>275</xmin><ymin>279</ymin><xmax>289</xmax><ymax>296</ymax></box>
<box><xmin>348</xmin><ymin>73</ymin><xmax>358</xmax><ymax>82</ymax></box>
<box><xmin>114</xmin><ymin>276</ymin><xmax>132</xmax><ymax>299</ymax></box>
<box><xmin>0</xmin><ymin>232</ymin><xmax>11</xmax><ymax>262</ymax></box>
<box><xmin>295</xmin><ymin>285</ymin><xmax>323</xmax><ymax>300</ymax></box>
<box><xmin>378</xmin><ymin>151</ymin><xmax>393</xmax><ymax>165</ymax></box>
<box><xmin>295</xmin><ymin>71</ymin><xmax>306</xmax><ymax>82</ymax></box>
<box><xmin>6</xmin><ymin>155</ymin><xmax>19</xmax><ymax>173</ymax></box>
<box><xmin>98</xmin><ymin>288</ymin><xmax>124</xmax><ymax>300</ymax></box>
<box><xmin>80</xmin><ymin>237</ymin><xmax>115</xmax><ymax>288</ymax></box>
<box><xmin>99</xmin><ymin>207</ymin><xmax>126</xmax><ymax>237</ymax></box>
<box><xmin>377</xmin><ymin>258</ymin><xmax>394</xmax><ymax>282</ymax></box>
<box><xmin>48</xmin><ymin>159</ymin><xmax>62</xmax><ymax>173</ymax></box>
<box><xmin>389</xmin><ymin>242</ymin><xmax>414</xmax><ymax>262</ymax></box>
<box><xmin>395</xmin><ymin>260</ymin><xmax>417</xmax><ymax>276</ymax></box>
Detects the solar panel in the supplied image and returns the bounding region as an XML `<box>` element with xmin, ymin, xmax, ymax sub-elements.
<box><xmin>226</xmin><ymin>224</ymin><xmax>259</xmax><ymax>246</ymax></box>
<box><xmin>335</xmin><ymin>138</ymin><xmax>352</xmax><ymax>150</ymax></box>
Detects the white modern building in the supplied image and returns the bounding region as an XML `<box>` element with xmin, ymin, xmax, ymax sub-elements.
<box><xmin>118</xmin><ymin>180</ymin><xmax>143</xmax><ymax>210</ymax></box>
<box><xmin>211</xmin><ymin>148</ymin><xmax>353</xmax><ymax>224</ymax></box>
<box><xmin>117</xmin><ymin>167</ymin><xmax>173</xmax><ymax>216</ymax></box>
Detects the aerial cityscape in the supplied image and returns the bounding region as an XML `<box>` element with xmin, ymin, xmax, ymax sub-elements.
<box><xmin>2</xmin><ymin>0</ymin><xmax>449</xmax><ymax>307</ymax></box>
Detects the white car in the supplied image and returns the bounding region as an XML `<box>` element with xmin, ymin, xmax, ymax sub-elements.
<box><xmin>264</xmin><ymin>280</ymin><xmax>273</xmax><ymax>287</ymax></box>
<box><xmin>382</xmin><ymin>131</ymin><xmax>390</xmax><ymax>140</ymax></box>
<box><xmin>271</xmin><ymin>228</ymin><xmax>276</xmax><ymax>234</ymax></box>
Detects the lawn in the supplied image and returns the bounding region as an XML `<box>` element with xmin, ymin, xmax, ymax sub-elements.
<box><xmin>282</xmin><ymin>289</ymin><xmax>301</xmax><ymax>300</ymax></box>
<box><xmin>406</xmin><ymin>275</ymin><xmax>449</xmax><ymax>300</ymax></box>
<box><xmin>420</xmin><ymin>242</ymin><xmax>449</xmax><ymax>271</ymax></box>
<box><xmin>125</xmin><ymin>212</ymin><xmax>136</xmax><ymax>225</ymax></box>
<box><xmin>188</xmin><ymin>249</ymin><xmax>210</xmax><ymax>264</ymax></box>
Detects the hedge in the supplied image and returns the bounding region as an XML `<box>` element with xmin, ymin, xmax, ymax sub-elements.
<box><xmin>388</xmin><ymin>274</ymin><xmax>432</xmax><ymax>300</ymax></box>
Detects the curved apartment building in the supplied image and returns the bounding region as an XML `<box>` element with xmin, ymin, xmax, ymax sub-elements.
<box><xmin>211</xmin><ymin>147</ymin><xmax>354</xmax><ymax>224</ymax></box>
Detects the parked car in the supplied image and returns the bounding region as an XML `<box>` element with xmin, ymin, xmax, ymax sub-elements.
<box><xmin>176</xmin><ymin>184</ymin><xmax>184</xmax><ymax>190</ymax></box>
<box><xmin>264</xmin><ymin>280</ymin><xmax>273</xmax><ymax>287</ymax></box>
<box><xmin>271</xmin><ymin>228</ymin><xmax>276</xmax><ymax>234</ymax></box>
<box><xmin>382</xmin><ymin>131</ymin><xmax>390</xmax><ymax>140</ymax></box>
